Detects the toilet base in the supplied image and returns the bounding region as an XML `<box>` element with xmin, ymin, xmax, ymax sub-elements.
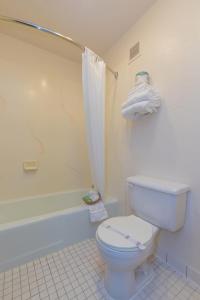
<box><xmin>104</xmin><ymin>262</ymin><xmax>154</xmax><ymax>300</ymax></box>
<box><xmin>132</xmin><ymin>265</ymin><xmax>154</xmax><ymax>299</ymax></box>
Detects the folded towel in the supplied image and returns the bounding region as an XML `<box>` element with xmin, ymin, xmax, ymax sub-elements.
<box><xmin>122</xmin><ymin>100</ymin><xmax>160</xmax><ymax>120</ymax></box>
<box><xmin>122</xmin><ymin>85</ymin><xmax>161</xmax><ymax>109</ymax></box>
<box><xmin>127</xmin><ymin>82</ymin><xmax>151</xmax><ymax>99</ymax></box>
<box><xmin>121</xmin><ymin>72</ymin><xmax>161</xmax><ymax>120</ymax></box>
<box><xmin>88</xmin><ymin>201</ymin><xmax>108</xmax><ymax>223</ymax></box>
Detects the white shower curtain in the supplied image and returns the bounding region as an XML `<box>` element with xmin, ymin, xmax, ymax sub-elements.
<box><xmin>82</xmin><ymin>48</ymin><xmax>106</xmax><ymax>196</ymax></box>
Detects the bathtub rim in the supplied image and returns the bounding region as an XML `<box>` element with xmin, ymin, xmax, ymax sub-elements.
<box><xmin>0</xmin><ymin>197</ymin><xmax>118</xmax><ymax>231</ymax></box>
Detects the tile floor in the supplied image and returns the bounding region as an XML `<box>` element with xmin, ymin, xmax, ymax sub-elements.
<box><xmin>0</xmin><ymin>239</ymin><xmax>200</xmax><ymax>300</ymax></box>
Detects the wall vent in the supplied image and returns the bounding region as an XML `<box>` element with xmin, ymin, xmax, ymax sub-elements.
<box><xmin>129</xmin><ymin>42</ymin><xmax>140</xmax><ymax>61</ymax></box>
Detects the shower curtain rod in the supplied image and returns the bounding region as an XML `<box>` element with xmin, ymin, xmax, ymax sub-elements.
<box><xmin>0</xmin><ymin>15</ymin><xmax>118</xmax><ymax>79</ymax></box>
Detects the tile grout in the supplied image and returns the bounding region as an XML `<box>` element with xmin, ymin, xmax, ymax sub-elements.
<box><xmin>0</xmin><ymin>239</ymin><xmax>199</xmax><ymax>300</ymax></box>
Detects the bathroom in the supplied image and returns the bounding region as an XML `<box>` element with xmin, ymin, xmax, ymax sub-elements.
<box><xmin>0</xmin><ymin>0</ymin><xmax>199</xmax><ymax>299</ymax></box>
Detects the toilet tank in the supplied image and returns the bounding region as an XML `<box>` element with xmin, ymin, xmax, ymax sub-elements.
<box><xmin>127</xmin><ymin>176</ymin><xmax>190</xmax><ymax>232</ymax></box>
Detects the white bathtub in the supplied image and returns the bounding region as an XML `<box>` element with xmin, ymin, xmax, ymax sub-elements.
<box><xmin>0</xmin><ymin>190</ymin><xmax>119</xmax><ymax>272</ymax></box>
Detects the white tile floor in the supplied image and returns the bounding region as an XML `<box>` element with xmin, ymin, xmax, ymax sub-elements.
<box><xmin>0</xmin><ymin>239</ymin><xmax>200</xmax><ymax>300</ymax></box>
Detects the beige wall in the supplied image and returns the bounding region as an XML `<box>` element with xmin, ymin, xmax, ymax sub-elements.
<box><xmin>0</xmin><ymin>33</ymin><xmax>91</xmax><ymax>201</ymax></box>
<box><xmin>105</xmin><ymin>0</ymin><xmax>200</xmax><ymax>276</ymax></box>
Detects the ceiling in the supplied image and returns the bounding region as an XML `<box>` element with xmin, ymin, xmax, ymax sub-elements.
<box><xmin>0</xmin><ymin>0</ymin><xmax>156</xmax><ymax>59</ymax></box>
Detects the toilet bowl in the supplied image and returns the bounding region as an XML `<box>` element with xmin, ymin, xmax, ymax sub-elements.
<box><xmin>96</xmin><ymin>215</ymin><xmax>159</xmax><ymax>300</ymax></box>
<box><xmin>96</xmin><ymin>176</ymin><xmax>189</xmax><ymax>299</ymax></box>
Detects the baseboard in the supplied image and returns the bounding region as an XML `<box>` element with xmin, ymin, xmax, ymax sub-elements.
<box><xmin>187</xmin><ymin>266</ymin><xmax>200</xmax><ymax>286</ymax></box>
<box><xmin>156</xmin><ymin>251</ymin><xmax>200</xmax><ymax>286</ymax></box>
<box><xmin>0</xmin><ymin>240</ymin><xmax>64</xmax><ymax>272</ymax></box>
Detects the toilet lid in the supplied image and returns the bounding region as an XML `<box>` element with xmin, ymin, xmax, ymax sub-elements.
<box><xmin>97</xmin><ymin>215</ymin><xmax>157</xmax><ymax>251</ymax></box>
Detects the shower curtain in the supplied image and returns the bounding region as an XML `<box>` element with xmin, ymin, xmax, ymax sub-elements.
<box><xmin>82</xmin><ymin>48</ymin><xmax>106</xmax><ymax>196</ymax></box>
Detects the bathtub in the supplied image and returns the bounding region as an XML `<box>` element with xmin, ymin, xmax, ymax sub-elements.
<box><xmin>0</xmin><ymin>189</ymin><xmax>119</xmax><ymax>272</ymax></box>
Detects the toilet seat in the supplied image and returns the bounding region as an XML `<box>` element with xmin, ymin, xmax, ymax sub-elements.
<box><xmin>96</xmin><ymin>215</ymin><xmax>158</xmax><ymax>252</ymax></box>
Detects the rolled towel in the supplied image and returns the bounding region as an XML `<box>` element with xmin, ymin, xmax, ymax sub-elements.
<box><xmin>127</xmin><ymin>82</ymin><xmax>151</xmax><ymax>99</ymax></box>
<box><xmin>122</xmin><ymin>85</ymin><xmax>160</xmax><ymax>109</ymax></box>
<box><xmin>88</xmin><ymin>201</ymin><xmax>108</xmax><ymax>223</ymax></box>
<box><xmin>121</xmin><ymin>72</ymin><xmax>161</xmax><ymax>119</ymax></box>
<box><xmin>122</xmin><ymin>101</ymin><xmax>160</xmax><ymax>120</ymax></box>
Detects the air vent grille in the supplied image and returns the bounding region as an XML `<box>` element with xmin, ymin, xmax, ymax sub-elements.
<box><xmin>129</xmin><ymin>42</ymin><xmax>140</xmax><ymax>61</ymax></box>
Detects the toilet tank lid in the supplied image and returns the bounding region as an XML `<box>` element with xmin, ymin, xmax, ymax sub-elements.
<box><xmin>127</xmin><ymin>176</ymin><xmax>190</xmax><ymax>195</ymax></box>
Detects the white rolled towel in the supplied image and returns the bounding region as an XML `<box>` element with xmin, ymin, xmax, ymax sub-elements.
<box><xmin>121</xmin><ymin>72</ymin><xmax>161</xmax><ymax>119</ymax></box>
<box><xmin>122</xmin><ymin>101</ymin><xmax>160</xmax><ymax>120</ymax></box>
<box><xmin>122</xmin><ymin>85</ymin><xmax>161</xmax><ymax>109</ymax></box>
<box><xmin>88</xmin><ymin>201</ymin><xmax>108</xmax><ymax>223</ymax></box>
<box><xmin>122</xmin><ymin>72</ymin><xmax>161</xmax><ymax>120</ymax></box>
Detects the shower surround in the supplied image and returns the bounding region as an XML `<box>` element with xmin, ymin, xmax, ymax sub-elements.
<box><xmin>0</xmin><ymin>32</ymin><xmax>91</xmax><ymax>201</ymax></box>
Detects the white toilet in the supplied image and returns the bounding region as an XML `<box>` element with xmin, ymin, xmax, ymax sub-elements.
<box><xmin>96</xmin><ymin>176</ymin><xmax>190</xmax><ymax>300</ymax></box>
